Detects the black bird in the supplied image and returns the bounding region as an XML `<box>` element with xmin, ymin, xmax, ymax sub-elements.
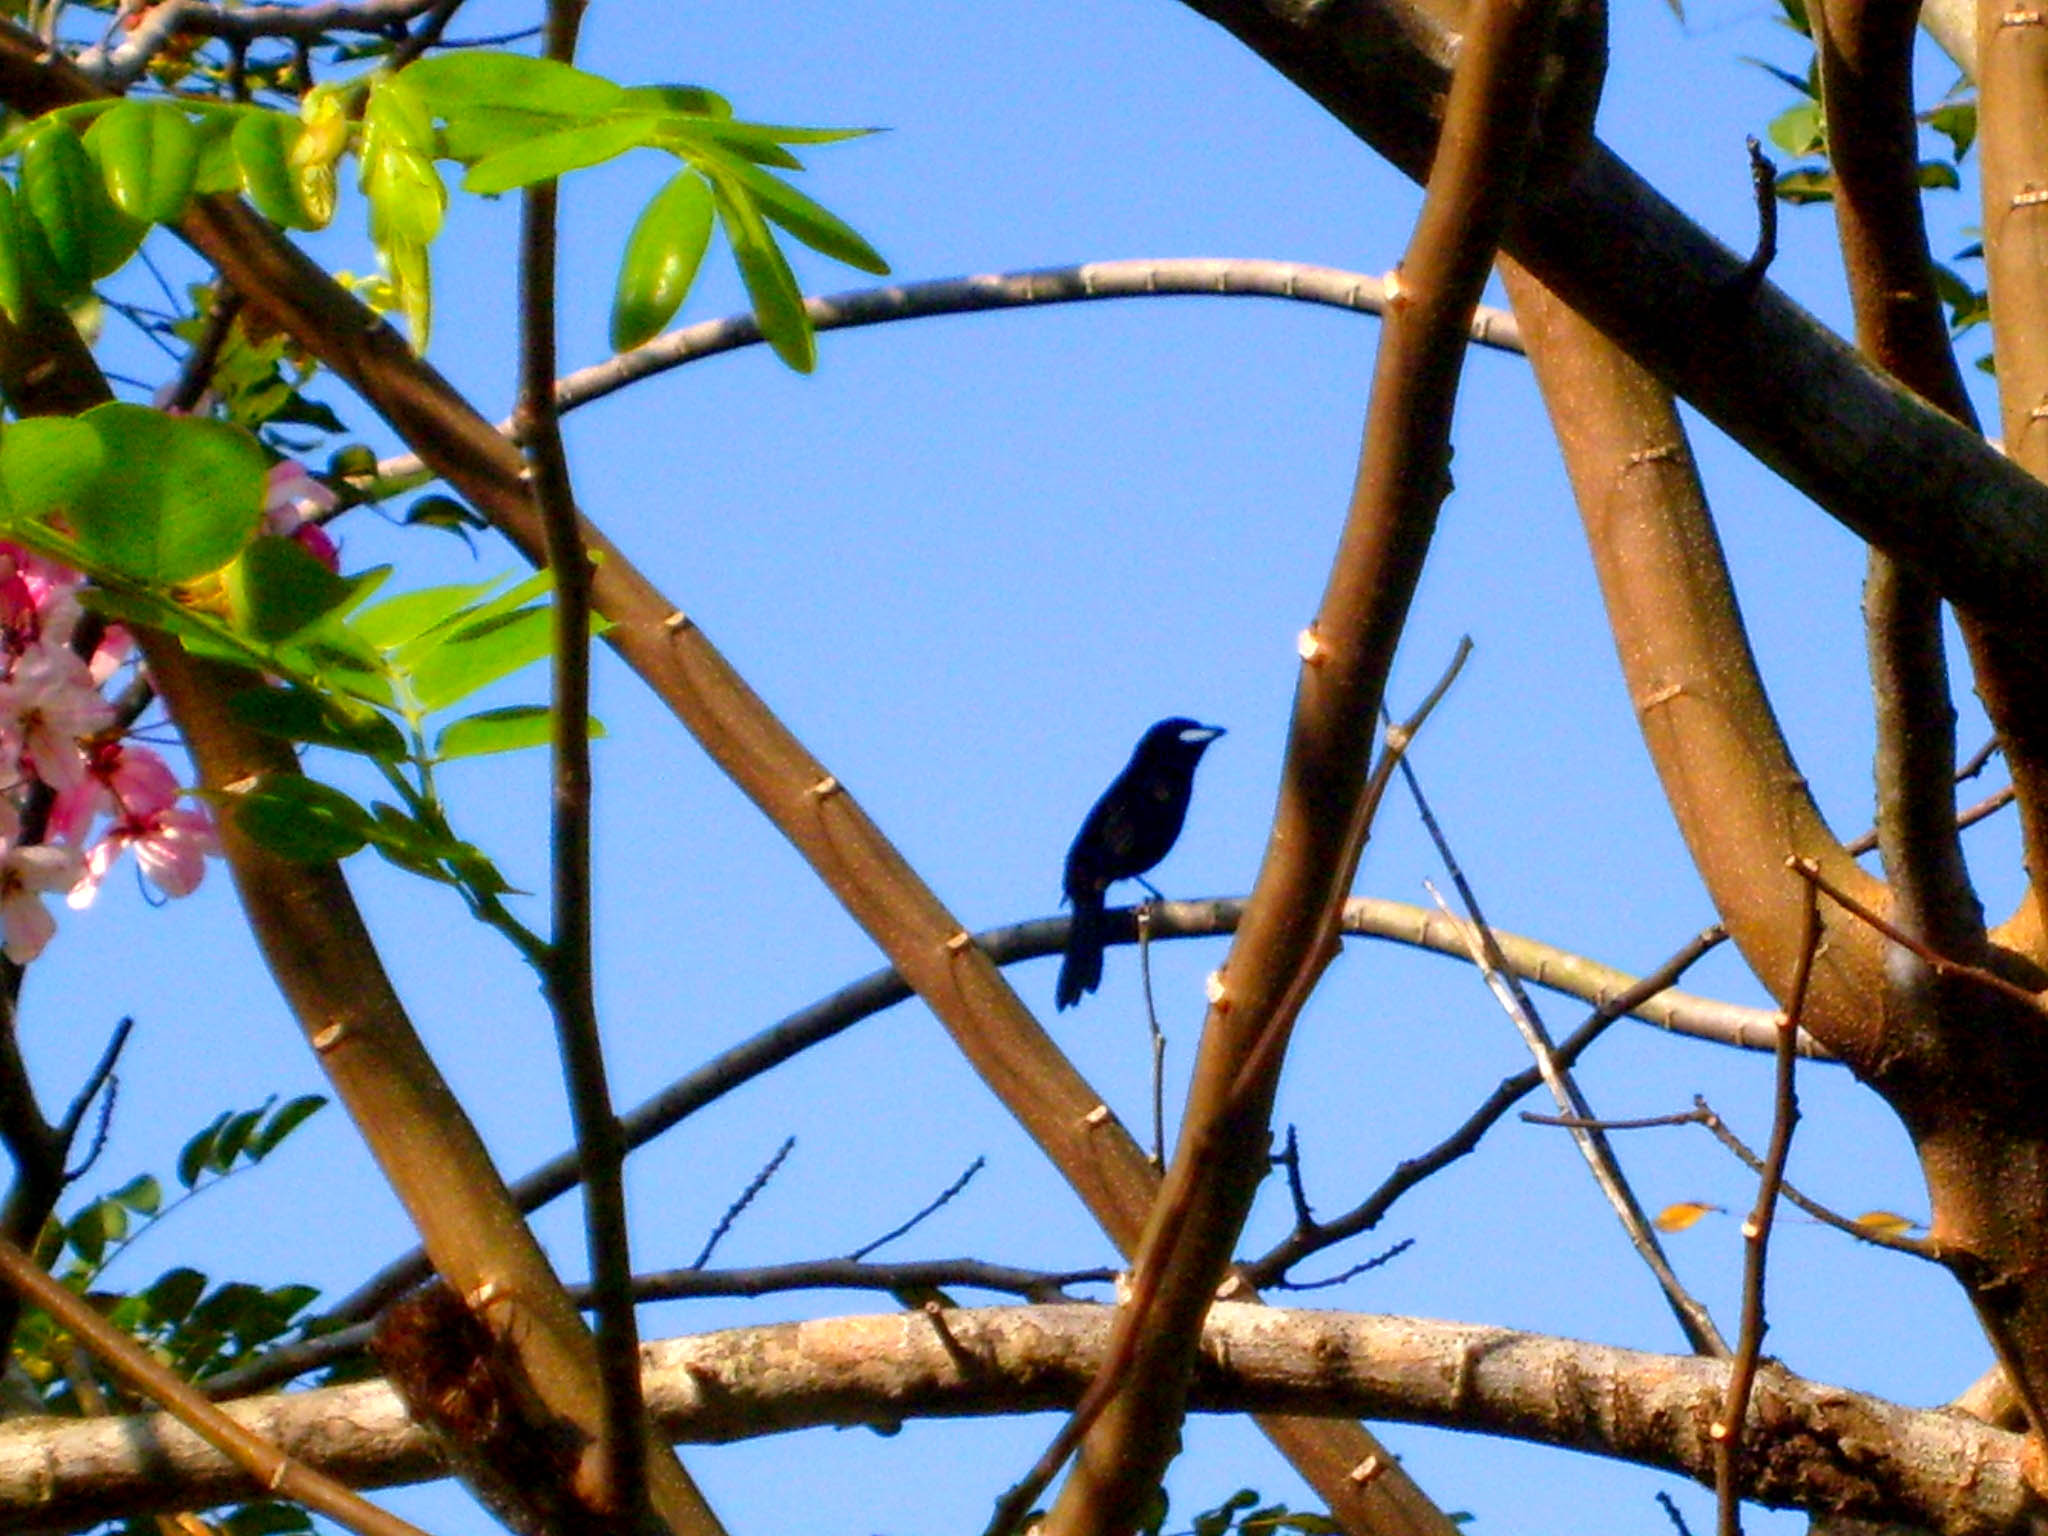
<box><xmin>1056</xmin><ymin>717</ymin><xmax>1225</xmax><ymax>1010</ymax></box>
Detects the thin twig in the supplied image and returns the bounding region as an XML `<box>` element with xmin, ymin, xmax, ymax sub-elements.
<box><xmin>1523</xmin><ymin>1109</ymin><xmax>1705</xmax><ymax>1131</ymax></box>
<box><xmin>691</xmin><ymin>1137</ymin><xmax>796</xmax><ymax>1271</ymax></box>
<box><xmin>1690</xmin><ymin>1097</ymin><xmax>1938</xmax><ymax>1261</ymax></box>
<box><xmin>55</xmin><ymin>1016</ymin><xmax>132</xmax><ymax>1151</ymax></box>
<box><xmin>1273</xmin><ymin>1237</ymin><xmax>1415</xmax><ymax>1292</ymax></box>
<box><xmin>0</xmin><ymin>1234</ymin><xmax>434</xmax><ymax>1536</ymax></box>
<box><xmin>515</xmin><ymin>0</ymin><xmax>645</xmax><ymax>1516</ymax></box>
<box><xmin>208</xmin><ymin>1255</ymin><xmax>1123</xmax><ymax>1395</ymax></box>
<box><xmin>1791</xmin><ymin>857</ymin><xmax>2048</xmax><ymax>1016</ymax></box>
<box><xmin>1245</xmin><ymin>925</ymin><xmax>1728</xmax><ymax>1287</ymax></box>
<box><xmin>848</xmin><ymin>1156</ymin><xmax>986</xmax><ymax>1261</ymax></box>
<box><xmin>1422</xmin><ymin>875</ymin><xmax>1725</xmax><ymax>1356</ymax></box>
<box><xmin>314</xmin><ymin>895</ymin><xmax>1771</xmax><ymax>1344</ymax></box>
<box><xmin>1714</xmin><ymin>879</ymin><xmax>1816</xmax><ymax>1536</ymax></box>
<box><xmin>1727</xmin><ymin>137</ymin><xmax>1779</xmax><ymax>293</ymax></box>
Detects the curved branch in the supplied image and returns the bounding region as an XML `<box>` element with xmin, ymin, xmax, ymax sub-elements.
<box><xmin>1503</xmin><ymin>262</ymin><xmax>1890</xmax><ymax>1060</ymax></box>
<box><xmin>2</xmin><ymin>1308</ymin><xmax>2027</xmax><ymax>1536</ymax></box>
<box><xmin>368</xmin><ymin>258</ymin><xmax>1524</xmax><ymax>487</ymax></box>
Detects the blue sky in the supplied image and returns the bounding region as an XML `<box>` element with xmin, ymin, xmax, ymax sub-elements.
<box><xmin>32</xmin><ymin>1</ymin><xmax>2011</xmax><ymax>1533</ymax></box>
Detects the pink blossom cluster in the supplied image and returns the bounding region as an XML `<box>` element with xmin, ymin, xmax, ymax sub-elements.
<box><xmin>0</xmin><ymin>460</ymin><xmax>339</xmax><ymax>965</ymax></box>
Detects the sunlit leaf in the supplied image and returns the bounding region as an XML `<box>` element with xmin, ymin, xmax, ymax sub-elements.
<box><xmin>708</xmin><ymin>173</ymin><xmax>814</xmax><ymax>372</ymax></box>
<box><xmin>462</xmin><ymin>115</ymin><xmax>661</xmax><ymax>195</ymax></box>
<box><xmin>1853</xmin><ymin>1210</ymin><xmax>1919</xmax><ymax>1238</ymax></box>
<box><xmin>435</xmin><ymin>704</ymin><xmax>603</xmax><ymax>761</ymax></box>
<box><xmin>230</xmin><ymin>774</ymin><xmax>374</xmax><ymax>863</ymax></box>
<box><xmin>1653</xmin><ymin>1200</ymin><xmax>1723</xmax><ymax>1233</ymax></box>
<box><xmin>610</xmin><ymin>169</ymin><xmax>714</xmax><ymax>352</ymax></box>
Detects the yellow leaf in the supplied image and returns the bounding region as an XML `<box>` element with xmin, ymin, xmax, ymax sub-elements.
<box><xmin>1654</xmin><ymin>1200</ymin><xmax>1723</xmax><ymax>1233</ymax></box>
<box><xmin>1853</xmin><ymin>1210</ymin><xmax>1919</xmax><ymax>1237</ymax></box>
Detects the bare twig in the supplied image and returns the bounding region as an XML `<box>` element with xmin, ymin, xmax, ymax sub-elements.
<box><xmin>1690</xmin><ymin>1098</ymin><xmax>1939</xmax><ymax>1261</ymax></box>
<box><xmin>691</xmin><ymin>1137</ymin><xmax>796</xmax><ymax>1271</ymax></box>
<box><xmin>1714</xmin><ymin>880</ymin><xmax>1816</xmax><ymax>1536</ymax></box>
<box><xmin>848</xmin><ymin>1157</ymin><xmax>986</xmax><ymax>1261</ymax></box>
<box><xmin>1791</xmin><ymin>858</ymin><xmax>2048</xmax><ymax>1016</ymax></box>
<box><xmin>1245</xmin><ymin>925</ymin><xmax>1728</xmax><ymax>1287</ymax></box>
<box><xmin>1726</xmin><ymin>137</ymin><xmax>1779</xmax><ymax>294</ymax></box>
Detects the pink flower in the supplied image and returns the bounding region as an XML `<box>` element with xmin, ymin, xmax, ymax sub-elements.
<box><xmin>0</xmin><ymin>643</ymin><xmax>115</xmax><ymax>792</ymax></box>
<box><xmin>0</xmin><ymin>841</ymin><xmax>82</xmax><ymax>961</ymax></box>
<box><xmin>263</xmin><ymin>463</ymin><xmax>341</xmax><ymax>572</ymax></box>
<box><xmin>49</xmin><ymin>740</ymin><xmax>180</xmax><ymax>845</ymax></box>
<box><xmin>0</xmin><ymin>544</ymin><xmax>84</xmax><ymax>656</ymax></box>
<box><xmin>70</xmin><ymin>804</ymin><xmax>217</xmax><ymax>909</ymax></box>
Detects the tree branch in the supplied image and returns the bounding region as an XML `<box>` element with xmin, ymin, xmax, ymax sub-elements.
<box><xmin>2</xmin><ymin>1308</ymin><xmax>2029</xmax><ymax>1536</ymax></box>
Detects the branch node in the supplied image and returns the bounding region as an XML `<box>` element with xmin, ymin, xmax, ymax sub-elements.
<box><xmin>807</xmin><ymin>774</ymin><xmax>842</xmax><ymax>800</ymax></box>
<box><xmin>1625</xmin><ymin>443</ymin><xmax>1682</xmax><ymax>466</ymax></box>
<box><xmin>1082</xmin><ymin>1104</ymin><xmax>1112</xmax><ymax>1128</ymax></box>
<box><xmin>1214</xmin><ymin>1273</ymin><xmax>1247</xmax><ymax>1300</ymax></box>
<box><xmin>1204</xmin><ymin>969</ymin><xmax>1229</xmax><ymax>1006</ymax></box>
<box><xmin>1296</xmin><ymin>625</ymin><xmax>1329</xmax><ymax>665</ymax></box>
<box><xmin>944</xmin><ymin>930</ymin><xmax>972</xmax><ymax>954</ymax></box>
<box><xmin>310</xmin><ymin>1022</ymin><xmax>347</xmax><ymax>1053</ymax></box>
<box><xmin>2013</xmin><ymin>185</ymin><xmax>2048</xmax><ymax>209</ymax></box>
<box><xmin>1348</xmin><ymin>1455</ymin><xmax>1385</xmax><ymax>1486</ymax></box>
<box><xmin>1381</xmin><ymin>268</ymin><xmax>1408</xmax><ymax>306</ymax></box>
<box><xmin>661</xmin><ymin>610</ymin><xmax>690</xmax><ymax>633</ymax></box>
<box><xmin>1637</xmin><ymin>681</ymin><xmax>1685</xmax><ymax>711</ymax></box>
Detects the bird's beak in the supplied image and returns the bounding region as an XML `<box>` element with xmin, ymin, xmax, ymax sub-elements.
<box><xmin>1179</xmin><ymin>725</ymin><xmax>1225</xmax><ymax>744</ymax></box>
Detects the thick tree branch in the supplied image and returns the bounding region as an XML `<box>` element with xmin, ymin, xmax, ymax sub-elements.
<box><xmin>0</xmin><ymin>1308</ymin><xmax>2031</xmax><ymax>1536</ymax></box>
<box><xmin>1179</xmin><ymin>0</ymin><xmax>2048</xmax><ymax>652</ymax></box>
<box><xmin>1504</xmin><ymin>263</ymin><xmax>1892</xmax><ymax>1060</ymax></box>
<box><xmin>1814</xmin><ymin>0</ymin><xmax>1992</xmax><ymax>954</ymax></box>
<box><xmin>0</xmin><ymin>35</ymin><xmax>1448</xmax><ymax>1533</ymax></box>
<box><xmin>1042</xmin><ymin>0</ymin><xmax>1586</xmax><ymax>1521</ymax></box>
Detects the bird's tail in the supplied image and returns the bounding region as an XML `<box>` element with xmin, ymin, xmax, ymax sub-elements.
<box><xmin>1056</xmin><ymin>893</ymin><xmax>1106</xmax><ymax>1010</ymax></box>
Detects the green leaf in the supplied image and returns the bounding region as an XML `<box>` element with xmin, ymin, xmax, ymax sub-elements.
<box><xmin>0</xmin><ymin>179</ymin><xmax>29</xmax><ymax>326</ymax></box>
<box><xmin>0</xmin><ymin>415</ymin><xmax>103</xmax><ymax>527</ymax></box>
<box><xmin>222</xmin><ymin>1503</ymin><xmax>315</xmax><ymax>1536</ymax></box>
<box><xmin>1916</xmin><ymin>158</ymin><xmax>1961</xmax><ymax>191</ymax></box>
<box><xmin>85</xmin><ymin>102</ymin><xmax>200</xmax><ymax>224</ymax></box>
<box><xmin>67</xmin><ymin>406</ymin><xmax>266</xmax><ymax>584</ymax></box>
<box><xmin>232</xmin><ymin>112</ymin><xmax>318</xmax><ymax>231</ymax></box>
<box><xmin>409</xmin><ymin>604</ymin><xmax>554</xmax><ymax>712</ymax></box>
<box><xmin>231</xmin><ymin>774</ymin><xmax>374</xmax><ymax>863</ymax></box>
<box><xmin>621</xmin><ymin>85</ymin><xmax>732</xmax><ymax>118</ymax></box>
<box><xmin>693</xmin><ymin>145</ymin><xmax>886</xmax><ymax>274</ymax></box>
<box><xmin>1766</xmin><ymin>99</ymin><xmax>1823</xmax><ymax>159</ymax></box>
<box><xmin>17</xmin><ymin>120</ymin><xmax>100</xmax><ymax>291</ymax></box>
<box><xmin>229</xmin><ymin>684</ymin><xmax>407</xmax><ymax>761</ymax></box>
<box><xmin>248</xmin><ymin>1094</ymin><xmax>327</xmax><ymax>1158</ymax></box>
<box><xmin>212</xmin><ymin>1107</ymin><xmax>265</xmax><ymax>1170</ymax></box>
<box><xmin>1774</xmin><ymin>167</ymin><xmax>1834</xmax><ymax>204</ymax></box>
<box><xmin>178</xmin><ymin>1112</ymin><xmax>231</xmax><ymax>1188</ymax></box>
<box><xmin>403</xmin><ymin>51</ymin><xmax>626</xmax><ymax>118</ymax></box>
<box><xmin>1925</xmin><ymin>99</ymin><xmax>1976</xmax><ymax>161</ymax></box>
<box><xmin>66</xmin><ymin>1199</ymin><xmax>119</xmax><ymax>1267</ymax></box>
<box><xmin>112</xmin><ymin>1173</ymin><xmax>162</xmax><ymax>1216</ymax></box>
<box><xmin>611</xmin><ymin>169</ymin><xmax>714</xmax><ymax>351</ymax></box>
<box><xmin>351</xmin><ymin>577</ymin><xmax>503</xmax><ymax>650</ymax></box>
<box><xmin>708</xmin><ymin>173</ymin><xmax>814</xmax><ymax>372</ymax></box>
<box><xmin>229</xmin><ymin>533</ymin><xmax>365</xmax><ymax>647</ymax></box>
<box><xmin>463</xmin><ymin>115</ymin><xmax>661</xmax><ymax>195</ymax></box>
<box><xmin>436</xmin><ymin>704</ymin><xmax>603</xmax><ymax>760</ymax></box>
<box><xmin>144</xmin><ymin>1266</ymin><xmax>208</xmax><ymax>1327</ymax></box>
